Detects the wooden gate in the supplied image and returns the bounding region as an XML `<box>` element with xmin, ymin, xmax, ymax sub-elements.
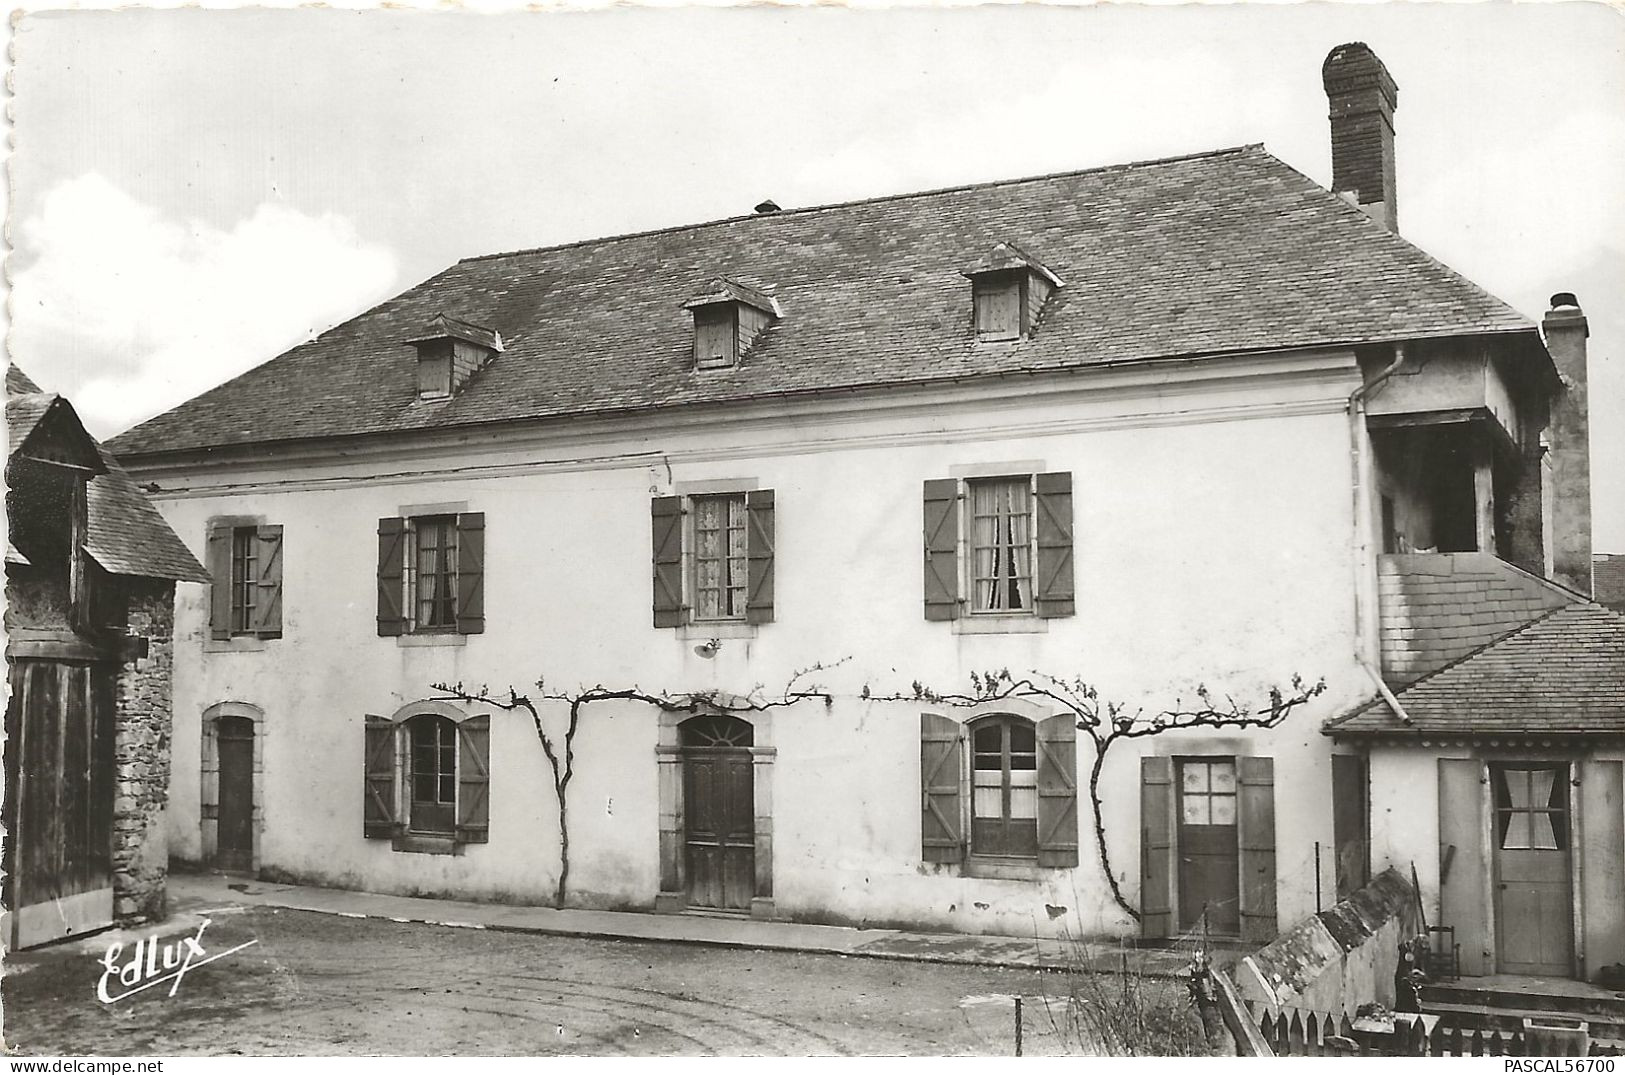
<box><xmin>680</xmin><ymin>716</ymin><xmax>755</xmax><ymax>912</ymax></box>
<box><xmin>3</xmin><ymin>658</ymin><xmax>114</xmax><ymax>949</ymax></box>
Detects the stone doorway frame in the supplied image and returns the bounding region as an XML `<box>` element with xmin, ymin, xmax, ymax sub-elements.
<box><xmin>200</xmin><ymin>701</ymin><xmax>265</xmax><ymax>871</ymax></box>
<box><xmin>655</xmin><ymin>706</ymin><xmax>775</xmax><ymax>918</ymax></box>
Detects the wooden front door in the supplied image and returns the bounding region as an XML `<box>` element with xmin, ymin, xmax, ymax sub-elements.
<box><xmin>1493</xmin><ymin>763</ymin><xmax>1575</xmax><ymax>976</ymax></box>
<box><xmin>1177</xmin><ymin>758</ymin><xmax>1240</xmax><ymax>935</ymax></box>
<box><xmin>3</xmin><ymin>659</ymin><xmax>114</xmax><ymax>949</ymax></box>
<box><xmin>216</xmin><ymin>715</ymin><xmax>255</xmax><ymax>872</ymax></box>
<box><xmin>681</xmin><ymin>716</ymin><xmax>755</xmax><ymax>912</ymax></box>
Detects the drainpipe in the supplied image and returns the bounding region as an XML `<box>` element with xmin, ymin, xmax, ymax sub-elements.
<box><xmin>1360</xmin><ymin>659</ymin><xmax>1413</xmax><ymax>726</ymax></box>
<box><xmin>1347</xmin><ymin>343</ymin><xmax>1408</xmax><ymax>670</ymax></box>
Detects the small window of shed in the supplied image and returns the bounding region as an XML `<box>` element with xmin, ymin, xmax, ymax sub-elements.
<box><xmin>973</xmin><ymin>272</ymin><xmax>1023</xmax><ymax>341</ymax></box>
<box><xmin>694</xmin><ymin>306</ymin><xmax>738</xmax><ymax>370</ymax></box>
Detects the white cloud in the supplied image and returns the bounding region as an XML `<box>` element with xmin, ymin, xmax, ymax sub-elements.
<box><xmin>8</xmin><ymin>173</ymin><xmax>398</xmax><ymax>437</ymax></box>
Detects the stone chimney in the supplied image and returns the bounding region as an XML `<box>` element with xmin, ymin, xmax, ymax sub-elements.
<box><xmin>1544</xmin><ymin>292</ymin><xmax>1592</xmax><ymax>594</ymax></box>
<box><xmin>1323</xmin><ymin>43</ymin><xmax>1400</xmax><ymax>232</ymax></box>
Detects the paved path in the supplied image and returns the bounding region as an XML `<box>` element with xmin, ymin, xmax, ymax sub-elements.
<box><xmin>167</xmin><ymin>871</ymin><xmax>1217</xmax><ymax>978</ymax></box>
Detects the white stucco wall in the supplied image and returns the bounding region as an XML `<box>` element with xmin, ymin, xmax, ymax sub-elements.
<box><xmin>149</xmin><ymin>350</ymin><xmax>1370</xmax><ymax>938</ymax></box>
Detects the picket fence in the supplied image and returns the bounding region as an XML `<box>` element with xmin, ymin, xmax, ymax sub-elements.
<box><xmin>1249</xmin><ymin>1004</ymin><xmax>1625</xmax><ymax>1058</ymax></box>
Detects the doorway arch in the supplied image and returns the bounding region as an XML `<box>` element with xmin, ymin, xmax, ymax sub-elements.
<box><xmin>656</xmin><ymin>707</ymin><xmax>774</xmax><ymax>917</ymax></box>
<box><xmin>201</xmin><ymin>702</ymin><xmax>264</xmax><ymax>872</ymax></box>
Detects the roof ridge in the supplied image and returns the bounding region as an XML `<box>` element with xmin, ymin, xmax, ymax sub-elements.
<box><xmin>460</xmin><ymin>144</ymin><xmax>1266</xmax><ymax>265</ymax></box>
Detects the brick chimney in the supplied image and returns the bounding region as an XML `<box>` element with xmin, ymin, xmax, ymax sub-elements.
<box><xmin>1323</xmin><ymin>43</ymin><xmax>1400</xmax><ymax>232</ymax></box>
<box><xmin>1544</xmin><ymin>292</ymin><xmax>1592</xmax><ymax>594</ymax></box>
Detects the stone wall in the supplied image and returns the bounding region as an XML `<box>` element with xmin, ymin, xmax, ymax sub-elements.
<box><xmin>112</xmin><ymin>578</ymin><xmax>177</xmax><ymax>922</ymax></box>
<box><xmin>1234</xmin><ymin>868</ymin><xmax>1421</xmax><ymax>1019</ymax></box>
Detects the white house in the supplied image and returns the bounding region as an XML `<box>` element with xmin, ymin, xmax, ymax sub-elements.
<box><xmin>108</xmin><ymin>44</ymin><xmax>1605</xmax><ymax>955</ymax></box>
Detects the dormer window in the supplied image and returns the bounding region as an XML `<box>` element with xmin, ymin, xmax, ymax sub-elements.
<box><xmin>682</xmin><ymin>278</ymin><xmax>781</xmax><ymax>371</ymax></box>
<box><xmin>407</xmin><ymin>314</ymin><xmax>503</xmax><ymax>400</ymax></box>
<box><xmin>962</xmin><ymin>242</ymin><xmax>1063</xmax><ymax>343</ymax></box>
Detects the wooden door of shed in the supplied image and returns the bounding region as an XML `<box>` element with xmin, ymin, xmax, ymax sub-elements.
<box><xmin>3</xmin><ymin>659</ymin><xmax>114</xmax><ymax>949</ymax></box>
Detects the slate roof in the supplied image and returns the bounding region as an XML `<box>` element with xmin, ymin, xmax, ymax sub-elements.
<box><xmin>107</xmin><ymin>144</ymin><xmax>1537</xmax><ymax>458</ymax></box>
<box><xmin>1325</xmin><ymin>603</ymin><xmax>1625</xmax><ymax>739</ymax></box>
<box><xmin>6</xmin><ymin>366</ymin><xmax>209</xmax><ymax>583</ymax></box>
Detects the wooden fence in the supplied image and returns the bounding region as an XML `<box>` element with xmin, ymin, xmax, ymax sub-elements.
<box><xmin>1250</xmin><ymin>1004</ymin><xmax>1624</xmax><ymax>1058</ymax></box>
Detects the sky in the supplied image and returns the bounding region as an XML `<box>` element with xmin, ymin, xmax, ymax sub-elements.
<box><xmin>6</xmin><ymin>2</ymin><xmax>1624</xmax><ymax>549</ymax></box>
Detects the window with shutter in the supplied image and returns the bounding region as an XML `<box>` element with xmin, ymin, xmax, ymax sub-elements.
<box><xmin>370</xmin><ymin>703</ymin><xmax>492</xmax><ymax>851</ymax></box>
<box><xmin>209</xmin><ymin>521</ymin><xmax>283</xmax><ymax>640</ymax></box>
<box><xmin>379</xmin><ymin>513</ymin><xmax>484</xmax><ymax>636</ymax></box>
<box><xmin>924</xmin><ymin>471</ymin><xmax>1074</xmax><ymax>622</ymax></box>
<box><xmin>652</xmin><ymin>489</ymin><xmax>776</xmax><ymax>628</ymax></box>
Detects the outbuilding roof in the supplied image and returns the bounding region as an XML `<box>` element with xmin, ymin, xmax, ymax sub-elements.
<box><xmin>107</xmin><ymin>144</ymin><xmax>1537</xmax><ymax>459</ymax></box>
<box><xmin>1325</xmin><ymin>602</ymin><xmax>1625</xmax><ymax>740</ymax></box>
<box><xmin>6</xmin><ymin>366</ymin><xmax>209</xmax><ymax>583</ymax></box>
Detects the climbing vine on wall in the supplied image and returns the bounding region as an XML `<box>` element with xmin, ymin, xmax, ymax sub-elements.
<box><xmin>434</xmin><ymin>664</ymin><xmax>1324</xmax><ymax>918</ymax></box>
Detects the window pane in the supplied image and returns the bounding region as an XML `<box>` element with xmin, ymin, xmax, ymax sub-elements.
<box><xmin>969</xmin><ymin>479</ymin><xmax>1033</xmax><ymax>613</ymax></box>
<box><xmin>1210</xmin><ymin>795</ymin><xmax>1237</xmax><ymax>825</ymax></box>
<box><xmin>1009</xmin><ymin>769</ymin><xmax>1037</xmax><ymax>819</ymax></box>
<box><xmin>1210</xmin><ymin>763</ymin><xmax>1236</xmax><ymax>793</ymax></box>
<box><xmin>1529</xmin><ymin>812</ymin><xmax>1558</xmax><ymax>850</ymax></box>
<box><xmin>1182</xmin><ymin>765</ymin><xmax>1209</xmax><ymax>793</ymax></box>
<box><xmin>973</xmin><ymin>785</ymin><xmax>1003</xmax><ymax>818</ymax></box>
<box><xmin>1502</xmin><ymin>810</ymin><xmax>1531</xmax><ymax>850</ymax></box>
<box><xmin>1182</xmin><ymin>797</ymin><xmax>1210</xmax><ymax>825</ymax></box>
<box><xmin>1008</xmin><ymin>720</ymin><xmax>1035</xmax><ymax>755</ymax></box>
<box><xmin>973</xmin><ymin>724</ymin><xmax>1001</xmax><ymax>754</ymax></box>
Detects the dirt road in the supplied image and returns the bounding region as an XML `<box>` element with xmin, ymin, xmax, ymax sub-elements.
<box><xmin>2</xmin><ymin>906</ymin><xmax>1112</xmax><ymax>1056</ymax></box>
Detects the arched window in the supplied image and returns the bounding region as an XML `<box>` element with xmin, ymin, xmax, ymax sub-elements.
<box><xmin>969</xmin><ymin>714</ymin><xmax>1038</xmax><ymax>857</ymax></box>
<box><xmin>363</xmin><ymin>701</ymin><xmax>489</xmax><ymax>850</ymax></box>
<box><xmin>407</xmin><ymin>713</ymin><xmax>457</xmax><ymax>836</ymax></box>
<box><xmin>679</xmin><ymin>714</ymin><xmax>754</xmax><ymax>749</ymax></box>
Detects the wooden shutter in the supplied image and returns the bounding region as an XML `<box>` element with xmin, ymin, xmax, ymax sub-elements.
<box><xmin>651</xmin><ymin>496</ymin><xmax>685</xmax><ymax>628</ymax></box>
<box><xmin>1581</xmin><ymin>760</ymin><xmax>1625</xmax><ymax>978</ymax></box>
<box><xmin>1238</xmin><ymin>756</ymin><xmax>1278</xmax><ymax>945</ymax></box>
<box><xmin>455</xmin><ymin>714</ymin><xmax>491</xmax><ymax>844</ymax></box>
<box><xmin>1034</xmin><ymin>471</ymin><xmax>1075</xmax><ymax>618</ymax></box>
<box><xmin>1331</xmin><ymin>754</ymin><xmax>1369</xmax><ymax>900</ymax></box>
<box><xmin>745</xmin><ymin>489</ymin><xmax>775</xmax><ymax>625</ymax></box>
<box><xmin>207</xmin><ymin>525</ymin><xmax>232</xmax><ymax>640</ymax></box>
<box><xmin>252</xmin><ymin>525</ymin><xmax>283</xmax><ymax>638</ymax></box>
<box><xmin>1035</xmin><ymin>714</ymin><xmax>1079</xmax><ymax>867</ymax></box>
<box><xmin>922</xmin><ymin>479</ymin><xmax>959</xmax><ymax>621</ymax></box>
<box><xmin>1140</xmin><ymin>756</ymin><xmax>1176</xmax><ymax>939</ymax></box>
<box><xmin>920</xmin><ymin>713</ymin><xmax>965</xmax><ymax>863</ymax></box>
<box><xmin>455</xmin><ymin>512</ymin><xmax>485</xmax><ymax>635</ymax></box>
<box><xmin>1438</xmin><ymin>759</ymin><xmax>1489</xmax><ymax>975</ymax></box>
<box><xmin>974</xmin><ymin>276</ymin><xmax>1021</xmax><ymax>340</ymax></box>
<box><xmin>376</xmin><ymin>517</ymin><xmax>406</xmax><ymax>637</ymax></box>
<box><xmin>363</xmin><ymin>715</ymin><xmax>400</xmax><ymax>838</ymax></box>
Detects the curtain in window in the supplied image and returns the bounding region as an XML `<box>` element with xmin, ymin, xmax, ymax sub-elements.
<box><xmin>694</xmin><ymin>496</ymin><xmax>748</xmax><ymax>619</ymax></box>
<box><xmin>971</xmin><ymin>480</ymin><xmax>1032</xmax><ymax>612</ymax></box>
